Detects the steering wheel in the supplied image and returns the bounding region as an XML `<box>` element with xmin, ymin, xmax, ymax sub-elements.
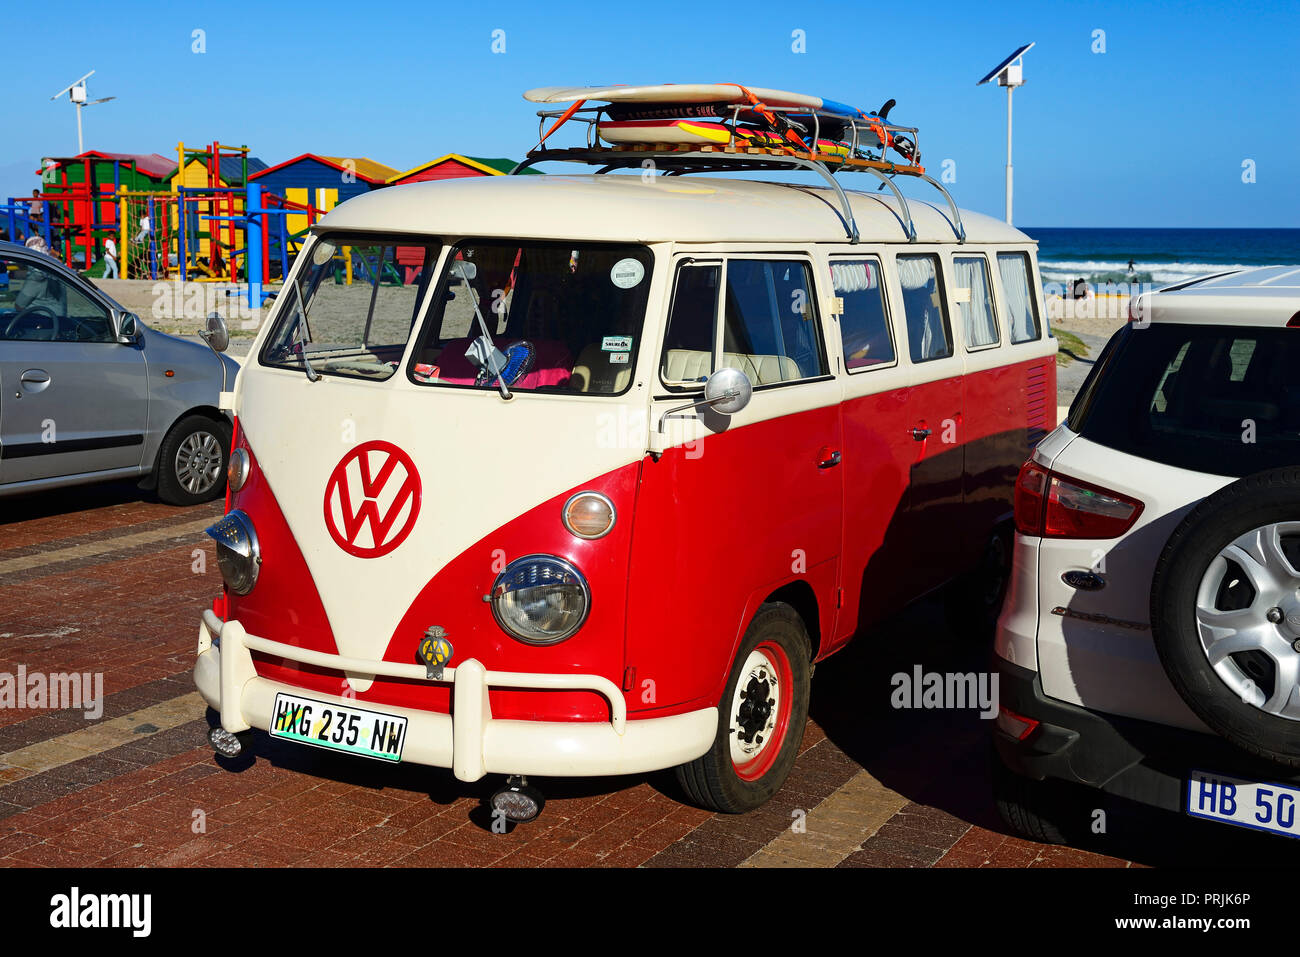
<box><xmin>4</xmin><ymin>306</ymin><xmax>60</xmax><ymax>341</ymax></box>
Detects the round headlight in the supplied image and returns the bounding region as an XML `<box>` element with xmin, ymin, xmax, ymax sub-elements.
<box><xmin>562</xmin><ymin>491</ymin><xmax>616</xmax><ymax>540</ymax></box>
<box><xmin>206</xmin><ymin>509</ymin><xmax>261</xmax><ymax>595</ymax></box>
<box><xmin>227</xmin><ymin>447</ymin><xmax>250</xmax><ymax>492</ymax></box>
<box><xmin>489</xmin><ymin>554</ymin><xmax>590</xmax><ymax>645</ymax></box>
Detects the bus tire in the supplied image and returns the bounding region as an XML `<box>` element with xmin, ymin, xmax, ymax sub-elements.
<box><xmin>675</xmin><ymin>602</ymin><xmax>811</xmax><ymax>813</ymax></box>
<box><xmin>944</xmin><ymin>524</ymin><xmax>1013</xmax><ymax>643</ymax></box>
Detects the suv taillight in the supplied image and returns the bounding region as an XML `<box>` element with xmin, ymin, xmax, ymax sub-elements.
<box><xmin>1013</xmin><ymin>460</ymin><xmax>1144</xmax><ymax>539</ymax></box>
<box><xmin>1014</xmin><ymin>461</ymin><xmax>1050</xmax><ymax>535</ymax></box>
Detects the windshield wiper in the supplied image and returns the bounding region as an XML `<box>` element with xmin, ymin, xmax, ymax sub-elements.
<box><xmin>295</xmin><ymin>314</ymin><xmax>319</xmax><ymax>382</ymax></box>
<box><xmin>454</xmin><ymin>260</ymin><xmax>510</xmax><ymax>400</ymax></box>
<box><xmin>291</xmin><ymin>268</ymin><xmax>319</xmax><ymax>382</ymax></box>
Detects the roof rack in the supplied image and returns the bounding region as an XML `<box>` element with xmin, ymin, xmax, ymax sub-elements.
<box><xmin>510</xmin><ymin>104</ymin><xmax>965</xmax><ymax>245</ymax></box>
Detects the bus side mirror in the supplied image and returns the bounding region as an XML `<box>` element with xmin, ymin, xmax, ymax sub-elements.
<box><xmin>657</xmin><ymin>366</ymin><xmax>752</xmax><ymax>433</ymax></box>
<box><xmin>703</xmin><ymin>366</ymin><xmax>753</xmax><ymax>415</ymax></box>
<box><xmin>200</xmin><ymin>312</ymin><xmax>230</xmax><ymax>353</ymax></box>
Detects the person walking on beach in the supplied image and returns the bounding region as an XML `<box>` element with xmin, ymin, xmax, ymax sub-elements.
<box><xmin>102</xmin><ymin>236</ymin><xmax>118</xmax><ymax>279</ymax></box>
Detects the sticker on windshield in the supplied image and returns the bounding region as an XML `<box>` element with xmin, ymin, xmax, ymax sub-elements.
<box><xmin>602</xmin><ymin>336</ymin><xmax>633</xmax><ymax>352</ymax></box>
<box><xmin>610</xmin><ymin>258</ymin><xmax>645</xmax><ymax>289</ymax></box>
<box><xmin>610</xmin><ymin>352</ymin><xmax>630</xmax><ymax>364</ymax></box>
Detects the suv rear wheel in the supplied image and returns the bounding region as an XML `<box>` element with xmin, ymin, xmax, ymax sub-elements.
<box><xmin>991</xmin><ymin>754</ymin><xmax>1080</xmax><ymax>845</ymax></box>
<box><xmin>1151</xmin><ymin>467</ymin><xmax>1300</xmax><ymax>768</ymax></box>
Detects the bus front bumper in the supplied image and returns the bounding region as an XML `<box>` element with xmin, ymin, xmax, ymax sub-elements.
<box><xmin>194</xmin><ymin>611</ymin><xmax>716</xmax><ymax>782</ymax></box>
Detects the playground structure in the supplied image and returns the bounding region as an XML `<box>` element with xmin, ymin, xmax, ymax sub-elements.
<box><xmin>117</xmin><ymin>182</ymin><xmax>327</xmax><ymax>307</ymax></box>
<box><xmin>7</xmin><ymin>142</ymin><xmax>531</xmax><ymax>309</ymax></box>
<box><xmin>113</xmin><ymin>142</ymin><xmax>331</xmax><ymax>303</ymax></box>
<box><xmin>2</xmin><ymin>152</ymin><xmax>173</xmax><ymax>269</ymax></box>
<box><xmin>169</xmin><ymin>140</ymin><xmax>258</xmax><ymax>282</ymax></box>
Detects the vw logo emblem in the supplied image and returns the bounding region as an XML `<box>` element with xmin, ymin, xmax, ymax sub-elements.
<box><xmin>323</xmin><ymin>441</ymin><xmax>421</xmax><ymax>558</ymax></box>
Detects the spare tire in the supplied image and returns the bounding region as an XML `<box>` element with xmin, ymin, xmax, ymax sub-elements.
<box><xmin>1151</xmin><ymin>467</ymin><xmax>1300</xmax><ymax>767</ymax></box>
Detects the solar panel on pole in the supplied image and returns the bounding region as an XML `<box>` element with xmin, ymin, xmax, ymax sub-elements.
<box><xmin>978</xmin><ymin>43</ymin><xmax>1034</xmax><ymax>224</ymax></box>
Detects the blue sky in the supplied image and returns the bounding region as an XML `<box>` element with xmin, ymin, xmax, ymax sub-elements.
<box><xmin>5</xmin><ymin>0</ymin><xmax>1296</xmax><ymax>228</ymax></box>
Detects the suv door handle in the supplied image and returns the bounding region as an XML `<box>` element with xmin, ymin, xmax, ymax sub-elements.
<box><xmin>20</xmin><ymin>369</ymin><xmax>51</xmax><ymax>393</ymax></box>
<box><xmin>910</xmin><ymin>427</ymin><xmax>931</xmax><ymax>442</ymax></box>
<box><xmin>817</xmin><ymin>447</ymin><xmax>842</xmax><ymax>469</ymax></box>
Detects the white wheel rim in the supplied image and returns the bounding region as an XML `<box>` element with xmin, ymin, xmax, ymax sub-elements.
<box><xmin>729</xmin><ymin>648</ymin><xmax>782</xmax><ymax>768</ymax></box>
<box><xmin>1195</xmin><ymin>521</ymin><xmax>1300</xmax><ymax>718</ymax></box>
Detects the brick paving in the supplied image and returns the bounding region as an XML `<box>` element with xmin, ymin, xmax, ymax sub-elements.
<box><xmin>0</xmin><ymin>479</ymin><xmax>1294</xmax><ymax>867</ymax></box>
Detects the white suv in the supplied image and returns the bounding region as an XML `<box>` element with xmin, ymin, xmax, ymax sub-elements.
<box><xmin>992</xmin><ymin>265</ymin><xmax>1300</xmax><ymax>844</ymax></box>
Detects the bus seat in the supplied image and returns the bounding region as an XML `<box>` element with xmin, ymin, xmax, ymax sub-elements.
<box><xmin>662</xmin><ymin>349</ymin><xmax>713</xmax><ymax>383</ymax></box>
<box><xmin>738</xmin><ymin>354</ymin><xmax>800</xmax><ymax>384</ymax></box>
<box><xmin>662</xmin><ymin>349</ymin><xmax>800</xmax><ymax>385</ymax></box>
<box><xmin>571</xmin><ymin>344</ymin><xmax>633</xmax><ymax>393</ymax></box>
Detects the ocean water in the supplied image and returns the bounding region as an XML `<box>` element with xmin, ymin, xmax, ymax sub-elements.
<box><xmin>1021</xmin><ymin>227</ymin><xmax>1300</xmax><ymax>288</ymax></box>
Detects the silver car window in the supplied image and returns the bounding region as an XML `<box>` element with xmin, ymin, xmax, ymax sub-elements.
<box><xmin>0</xmin><ymin>256</ymin><xmax>113</xmax><ymax>343</ymax></box>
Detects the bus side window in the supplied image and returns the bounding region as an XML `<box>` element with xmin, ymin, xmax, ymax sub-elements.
<box><xmin>660</xmin><ymin>262</ymin><xmax>720</xmax><ymax>387</ymax></box>
<box><xmin>954</xmin><ymin>254</ymin><xmax>1000</xmax><ymax>349</ymax></box>
<box><xmin>897</xmin><ymin>254</ymin><xmax>953</xmax><ymax>362</ymax></box>
<box><xmin>998</xmin><ymin>251</ymin><xmax>1042</xmax><ymax>343</ymax></box>
<box><xmin>722</xmin><ymin>260</ymin><xmax>826</xmax><ymax>384</ymax></box>
<box><xmin>831</xmin><ymin>258</ymin><xmax>895</xmax><ymax>370</ymax></box>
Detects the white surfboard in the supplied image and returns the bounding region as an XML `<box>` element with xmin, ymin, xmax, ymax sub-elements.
<box><xmin>525</xmin><ymin>84</ymin><xmax>831</xmax><ymax>110</ymax></box>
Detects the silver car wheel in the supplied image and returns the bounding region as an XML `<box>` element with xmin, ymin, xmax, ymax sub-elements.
<box><xmin>174</xmin><ymin>431</ymin><xmax>223</xmax><ymax>496</ymax></box>
<box><xmin>1195</xmin><ymin>521</ymin><xmax>1300</xmax><ymax>719</ymax></box>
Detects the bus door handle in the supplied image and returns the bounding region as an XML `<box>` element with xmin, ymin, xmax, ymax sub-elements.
<box><xmin>910</xmin><ymin>426</ymin><xmax>932</xmax><ymax>442</ymax></box>
<box><xmin>817</xmin><ymin>447</ymin><xmax>842</xmax><ymax>469</ymax></box>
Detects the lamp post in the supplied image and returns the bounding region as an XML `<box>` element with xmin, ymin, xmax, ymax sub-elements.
<box><xmin>978</xmin><ymin>43</ymin><xmax>1034</xmax><ymax>225</ymax></box>
<box><xmin>51</xmin><ymin>70</ymin><xmax>116</xmax><ymax>153</ymax></box>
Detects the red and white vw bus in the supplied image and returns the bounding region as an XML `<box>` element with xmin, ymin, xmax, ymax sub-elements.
<box><xmin>195</xmin><ymin>140</ymin><xmax>1055</xmax><ymax>818</ymax></box>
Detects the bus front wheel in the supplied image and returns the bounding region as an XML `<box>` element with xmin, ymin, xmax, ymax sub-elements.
<box><xmin>675</xmin><ymin>602</ymin><xmax>812</xmax><ymax>813</ymax></box>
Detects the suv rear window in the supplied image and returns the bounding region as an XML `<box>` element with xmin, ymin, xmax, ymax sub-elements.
<box><xmin>1068</xmin><ymin>323</ymin><xmax>1300</xmax><ymax>476</ymax></box>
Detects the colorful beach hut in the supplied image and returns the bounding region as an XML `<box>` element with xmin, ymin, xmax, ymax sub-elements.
<box><xmin>385</xmin><ymin>154</ymin><xmax>538</xmax><ymax>184</ymax></box>
<box><xmin>250</xmin><ymin>154</ymin><xmax>398</xmax><ymax>234</ymax></box>
<box><xmin>384</xmin><ymin>156</ymin><xmax>537</xmax><ymax>281</ymax></box>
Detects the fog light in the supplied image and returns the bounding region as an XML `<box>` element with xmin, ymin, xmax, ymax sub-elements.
<box><xmin>490</xmin><ymin>776</ymin><xmax>544</xmax><ymax>823</ymax></box>
<box><xmin>209</xmin><ymin>727</ymin><xmax>244</xmax><ymax>757</ymax></box>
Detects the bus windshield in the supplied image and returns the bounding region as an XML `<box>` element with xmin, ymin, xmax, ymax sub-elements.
<box><xmin>407</xmin><ymin>240</ymin><xmax>654</xmax><ymax>396</ymax></box>
<box><xmin>260</xmin><ymin>235</ymin><xmax>439</xmax><ymax>382</ymax></box>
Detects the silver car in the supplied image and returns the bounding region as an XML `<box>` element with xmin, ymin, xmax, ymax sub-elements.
<box><xmin>0</xmin><ymin>240</ymin><xmax>238</xmax><ymax>505</ymax></box>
